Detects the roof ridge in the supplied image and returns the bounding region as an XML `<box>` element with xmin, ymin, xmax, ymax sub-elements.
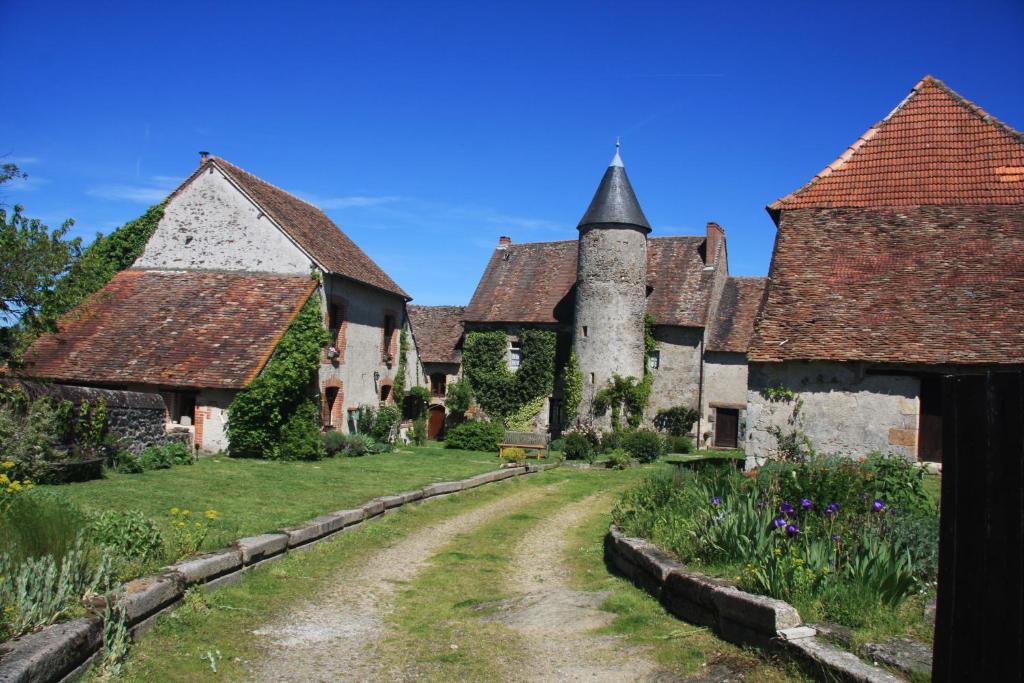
<box><xmin>768</xmin><ymin>75</ymin><xmax>1024</xmax><ymax>212</ymax></box>
<box><xmin>210</xmin><ymin>156</ymin><xmax>329</xmax><ymax>218</ymax></box>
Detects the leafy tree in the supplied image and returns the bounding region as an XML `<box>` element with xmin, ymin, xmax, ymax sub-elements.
<box><xmin>0</xmin><ymin>164</ymin><xmax>82</xmax><ymax>362</ymax></box>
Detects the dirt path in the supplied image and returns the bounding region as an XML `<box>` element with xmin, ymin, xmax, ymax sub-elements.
<box><xmin>493</xmin><ymin>492</ymin><xmax>672</xmax><ymax>682</ymax></box>
<box><xmin>246</xmin><ymin>482</ymin><xmax>554</xmax><ymax>682</ymax></box>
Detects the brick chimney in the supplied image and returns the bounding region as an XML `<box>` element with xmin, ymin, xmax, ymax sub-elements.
<box><xmin>705</xmin><ymin>222</ymin><xmax>725</xmax><ymax>268</ymax></box>
<box><xmin>498</xmin><ymin>235</ymin><xmax>512</xmax><ymax>249</ymax></box>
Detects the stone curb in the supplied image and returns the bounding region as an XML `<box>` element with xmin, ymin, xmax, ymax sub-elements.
<box><xmin>605</xmin><ymin>525</ymin><xmax>904</xmax><ymax>683</ymax></box>
<box><xmin>0</xmin><ymin>461</ymin><xmax>555</xmax><ymax>683</ymax></box>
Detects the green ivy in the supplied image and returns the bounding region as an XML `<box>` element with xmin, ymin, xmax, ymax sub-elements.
<box><xmin>42</xmin><ymin>204</ymin><xmax>165</xmax><ymax>324</ymax></box>
<box><xmin>227</xmin><ymin>292</ymin><xmax>330</xmax><ymax>460</ymax></box>
<box><xmin>505</xmin><ymin>394</ymin><xmax>547</xmax><ymax>431</ymax></box>
<box><xmin>644</xmin><ymin>313</ymin><xmax>657</xmax><ymax>367</ymax></box>
<box><xmin>593</xmin><ymin>373</ymin><xmax>653</xmax><ymax>430</ymax></box>
<box><xmin>393</xmin><ymin>326</ymin><xmax>409</xmax><ymax>403</ymax></box>
<box><xmin>462</xmin><ymin>329</ymin><xmax>556</xmax><ymax>421</ymax></box>
<box><xmin>563</xmin><ymin>351</ymin><xmax>583</xmax><ymax>429</ymax></box>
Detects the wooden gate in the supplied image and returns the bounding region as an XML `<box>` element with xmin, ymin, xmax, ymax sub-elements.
<box><xmin>932</xmin><ymin>371</ymin><xmax>1023</xmax><ymax>681</ymax></box>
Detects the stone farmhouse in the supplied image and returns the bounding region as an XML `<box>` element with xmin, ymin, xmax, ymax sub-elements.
<box><xmin>405</xmin><ymin>305</ymin><xmax>465</xmax><ymax>439</ymax></box>
<box><xmin>412</xmin><ymin>148</ymin><xmax>767</xmax><ymax>448</ymax></box>
<box><xmin>22</xmin><ymin>155</ymin><xmax>414</xmax><ymax>451</ymax></box>
<box><xmin>746</xmin><ymin>76</ymin><xmax>1024</xmax><ymax>465</ymax></box>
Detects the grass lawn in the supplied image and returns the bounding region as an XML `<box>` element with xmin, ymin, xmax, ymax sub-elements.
<box><xmin>41</xmin><ymin>442</ymin><xmax>545</xmax><ymax>551</ymax></box>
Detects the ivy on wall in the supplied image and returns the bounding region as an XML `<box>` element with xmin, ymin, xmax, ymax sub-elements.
<box><xmin>393</xmin><ymin>326</ymin><xmax>409</xmax><ymax>404</ymax></box>
<box><xmin>462</xmin><ymin>329</ymin><xmax>555</xmax><ymax>424</ymax></box>
<box><xmin>227</xmin><ymin>293</ymin><xmax>331</xmax><ymax>460</ymax></box>
<box><xmin>563</xmin><ymin>351</ymin><xmax>583</xmax><ymax>429</ymax></box>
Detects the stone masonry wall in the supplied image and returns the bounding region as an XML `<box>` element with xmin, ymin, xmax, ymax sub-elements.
<box><xmin>701</xmin><ymin>351</ymin><xmax>749</xmax><ymax>448</ymax></box>
<box><xmin>746</xmin><ymin>361</ymin><xmax>919</xmax><ymax>467</ymax></box>
<box><xmin>573</xmin><ymin>226</ymin><xmax>647</xmax><ymax>425</ymax></box>
<box><xmin>646</xmin><ymin>326</ymin><xmax>703</xmax><ymax>423</ymax></box>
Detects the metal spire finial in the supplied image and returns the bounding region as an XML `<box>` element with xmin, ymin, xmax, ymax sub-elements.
<box><xmin>610</xmin><ymin>137</ymin><xmax>624</xmax><ymax>168</ymax></box>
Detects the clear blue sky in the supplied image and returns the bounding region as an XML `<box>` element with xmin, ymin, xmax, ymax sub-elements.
<box><xmin>3</xmin><ymin>1</ymin><xmax>1022</xmax><ymax>304</ymax></box>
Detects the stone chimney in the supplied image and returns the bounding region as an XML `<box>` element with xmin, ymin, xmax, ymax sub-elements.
<box><xmin>199</xmin><ymin>150</ymin><xmax>211</xmax><ymax>167</ymax></box>
<box><xmin>497</xmin><ymin>235</ymin><xmax>512</xmax><ymax>249</ymax></box>
<box><xmin>706</xmin><ymin>222</ymin><xmax>725</xmax><ymax>268</ymax></box>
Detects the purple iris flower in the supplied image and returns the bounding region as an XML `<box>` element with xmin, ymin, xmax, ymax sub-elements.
<box><xmin>780</xmin><ymin>501</ymin><xmax>795</xmax><ymax>516</ymax></box>
<box><xmin>800</xmin><ymin>497</ymin><xmax>813</xmax><ymax>510</ymax></box>
<box><xmin>831</xmin><ymin>533</ymin><xmax>841</xmax><ymax>542</ymax></box>
<box><xmin>824</xmin><ymin>502</ymin><xmax>840</xmax><ymax>517</ymax></box>
<box><xmin>773</xmin><ymin>516</ymin><xmax>787</xmax><ymax>529</ymax></box>
<box><xmin>872</xmin><ymin>499</ymin><xmax>887</xmax><ymax>513</ymax></box>
<box><xmin>785</xmin><ymin>523</ymin><xmax>800</xmax><ymax>537</ymax></box>
<box><xmin>710</xmin><ymin>496</ymin><xmax>722</xmax><ymax>508</ymax></box>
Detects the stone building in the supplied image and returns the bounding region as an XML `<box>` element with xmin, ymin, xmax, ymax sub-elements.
<box><xmin>746</xmin><ymin>76</ymin><xmax>1024</xmax><ymax>465</ymax></box>
<box><xmin>406</xmin><ymin>305</ymin><xmax>465</xmax><ymax>439</ymax></box>
<box><xmin>22</xmin><ymin>154</ymin><xmax>412</xmax><ymax>451</ymax></box>
<box><xmin>461</xmin><ymin>147</ymin><xmax>762</xmax><ymax>445</ymax></box>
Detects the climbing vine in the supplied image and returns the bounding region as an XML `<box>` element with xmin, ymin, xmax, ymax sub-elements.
<box><xmin>393</xmin><ymin>326</ymin><xmax>409</xmax><ymax>403</ymax></box>
<box><xmin>593</xmin><ymin>373</ymin><xmax>652</xmax><ymax>430</ymax></box>
<box><xmin>228</xmin><ymin>292</ymin><xmax>330</xmax><ymax>460</ymax></box>
<box><xmin>562</xmin><ymin>351</ymin><xmax>583</xmax><ymax>429</ymax></box>
<box><xmin>760</xmin><ymin>383</ymin><xmax>813</xmax><ymax>461</ymax></box>
<box><xmin>462</xmin><ymin>329</ymin><xmax>556</xmax><ymax>422</ymax></box>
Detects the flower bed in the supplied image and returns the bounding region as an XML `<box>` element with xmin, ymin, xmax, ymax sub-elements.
<box><xmin>612</xmin><ymin>454</ymin><xmax>939</xmax><ymax>644</ymax></box>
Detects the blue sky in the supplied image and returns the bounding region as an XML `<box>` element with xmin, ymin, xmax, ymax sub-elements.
<box><xmin>2</xmin><ymin>1</ymin><xmax>1022</xmax><ymax>305</ymax></box>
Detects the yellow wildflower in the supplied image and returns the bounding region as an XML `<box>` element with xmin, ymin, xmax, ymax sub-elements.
<box><xmin>170</xmin><ymin>507</ymin><xmax>180</xmax><ymax>515</ymax></box>
<box><xmin>181</xmin><ymin>509</ymin><xmax>190</xmax><ymax>517</ymax></box>
<box><xmin>194</xmin><ymin>522</ymin><xmax>202</xmax><ymax>529</ymax></box>
<box><xmin>2</xmin><ymin>460</ymin><xmax>13</xmax><ymax>470</ymax></box>
<box><xmin>177</xmin><ymin>521</ymin><xmax>186</xmax><ymax>528</ymax></box>
<box><xmin>205</xmin><ymin>509</ymin><xmax>218</xmax><ymax>520</ymax></box>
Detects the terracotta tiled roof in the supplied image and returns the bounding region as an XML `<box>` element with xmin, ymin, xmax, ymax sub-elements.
<box><xmin>407</xmin><ymin>305</ymin><xmax>465</xmax><ymax>364</ymax></box>
<box><xmin>707</xmin><ymin>277</ymin><xmax>767</xmax><ymax>353</ymax></box>
<box><xmin>21</xmin><ymin>270</ymin><xmax>317</xmax><ymax>389</ymax></box>
<box><xmin>770</xmin><ymin>76</ymin><xmax>1024</xmax><ymax>211</ymax></box>
<box><xmin>463</xmin><ymin>236</ymin><xmax>715</xmax><ymax>327</ymax></box>
<box><xmin>749</xmin><ymin>206</ymin><xmax>1024</xmax><ymax>365</ymax></box>
<box><xmin>179</xmin><ymin>157</ymin><xmax>409</xmax><ymax>299</ymax></box>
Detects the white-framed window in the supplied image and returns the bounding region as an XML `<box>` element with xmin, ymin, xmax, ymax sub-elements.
<box><xmin>509</xmin><ymin>342</ymin><xmax>522</xmax><ymax>370</ymax></box>
<box><xmin>649</xmin><ymin>350</ymin><xmax>661</xmax><ymax>370</ymax></box>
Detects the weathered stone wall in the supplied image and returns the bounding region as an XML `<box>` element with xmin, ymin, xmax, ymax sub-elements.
<box><xmin>1</xmin><ymin>380</ymin><xmax>173</xmax><ymax>453</ymax></box>
<box><xmin>746</xmin><ymin>361</ymin><xmax>919</xmax><ymax>466</ymax></box>
<box><xmin>135</xmin><ymin>165</ymin><xmax>312</xmax><ymax>274</ymax></box>
<box><xmin>646</xmin><ymin>326</ymin><xmax>703</xmax><ymax>423</ymax></box>
<box><xmin>318</xmin><ymin>275</ymin><xmax>409</xmax><ymax>432</ymax></box>
<box><xmin>195</xmin><ymin>389</ymin><xmax>235</xmax><ymax>453</ymax></box>
<box><xmin>573</xmin><ymin>226</ymin><xmax>647</xmax><ymax>424</ymax></box>
<box><xmin>701</xmin><ymin>352</ymin><xmax>749</xmax><ymax>448</ymax></box>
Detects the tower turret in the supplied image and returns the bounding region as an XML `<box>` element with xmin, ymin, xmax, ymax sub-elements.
<box><xmin>572</xmin><ymin>144</ymin><xmax>650</xmax><ymax>423</ymax></box>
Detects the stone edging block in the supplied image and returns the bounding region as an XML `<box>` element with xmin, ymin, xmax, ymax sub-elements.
<box><xmin>237</xmin><ymin>533</ymin><xmax>289</xmax><ymax>565</ymax></box>
<box><xmin>0</xmin><ymin>617</ymin><xmax>101</xmax><ymax>683</ymax></box>
<box><xmin>0</xmin><ymin>462</ymin><xmax>559</xmax><ymax>683</ymax></box>
<box><xmin>605</xmin><ymin>525</ymin><xmax>902</xmax><ymax>683</ymax></box>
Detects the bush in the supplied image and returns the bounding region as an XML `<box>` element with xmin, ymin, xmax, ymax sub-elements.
<box><xmin>502</xmin><ymin>447</ymin><xmax>527</xmax><ymax>463</ymax></box>
<box><xmin>622</xmin><ymin>430</ymin><xmax>664</xmax><ymax>463</ymax></box>
<box><xmin>665</xmin><ymin>435</ymin><xmax>693</xmax><ymax>454</ymax></box>
<box><xmin>606</xmin><ymin>448</ymin><xmax>631</xmax><ymax>470</ymax></box>
<box><xmin>138</xmin><ymin>442</ymin><xmax>191</xmax><ymax>470</ymax></box>
<box><xmin>653</xmin><ymin>406</ymin><xmax>699</xmax><ymax>436</ymax></box>
<box><xmin>278</xmin><ymin>398</ymin><xmax>326</xmax><ymax>461</ymax></box>
<box><xmin>372</xmin><ymin>405</ymin><xmax>401</xmax><ymax>442</ymax></box>
<box><xmin>90</xmin><ymin>510</ymin><xmax>164</xmax><ymax>565</ymax></box>
<box><xmin>562</xmin><ymin>432</ymin><xmax>594</xmax><ymax>461</ymax></box>
<box><xmin>600</xmin><ymin>430</ymin><xmax>622</xmax><ymax>453</ymax></box>
<box><xmin>549</xmin><ymin>438</ymin><xmax>565</xmax><ymax>453</ymax></box>
<box><xmin>114</xmin><ymin>450</ymin><xmax>144</xmax><ymax>474</ymax></box>
<box><xmin>0</xmin><ymin>399</ymin><xmax>64</xmax><ymax>483</ymax></box>
<box><xmin>356</xmin><ymin>405</ymin><xmax>376</xmax><ymax>435</ymax></box>
<box><xmin>322</xmin><ymin>430</ymin><xmax>347</xmax><ymax>456</ymax></box>
<box><xmin>405</xmin><ymin>386</ymin><xmax>430</xmax><ymax>419</ymax></box>
<box><xmin>444</xmin><ymin>378</ymin><xmax>473</xmax><ymax>415</ymax></box>
<box><xmin>444</xmin><ymin>420</ymin><xmax>504</xmax><ymax>452</ymax></box>
<box><xmin>411</xmin><ymin>416</ymin><xmax>427</xmax><ymax>446</ymax></box>
<box><xmin>343</xmin><ymin>433</ymin><xmax>374</xmax><ymax>457</ymax></box>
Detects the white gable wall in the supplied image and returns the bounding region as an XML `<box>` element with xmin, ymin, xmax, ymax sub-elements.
<box><xmin>135</xmin><ymin>165</ymin><xmax>312</xmax><ymax>275</ymax></box>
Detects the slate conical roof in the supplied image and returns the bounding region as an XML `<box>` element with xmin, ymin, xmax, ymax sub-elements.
<box><xmin>578</xmin><ymin>146</ymin><xmax>651</xmax><ymax>233</ymax></box>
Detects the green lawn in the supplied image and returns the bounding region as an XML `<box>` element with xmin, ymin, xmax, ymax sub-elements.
<box><xmin>40</xmin><ymin>442</ymin><xmax>523</xmax><ymax>550</ymax></box>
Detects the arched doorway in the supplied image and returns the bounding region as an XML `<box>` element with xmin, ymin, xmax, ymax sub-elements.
<box><xmin>427</xmin><ymin>405</ymin><xmax>446</xmax><ymax>440</ymax></box>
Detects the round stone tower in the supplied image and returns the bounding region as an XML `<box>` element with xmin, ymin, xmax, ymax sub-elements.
<box><xmin>572</xmin><ymin>144</ymin><xmax>651</xmax><ymax>422</ymax></box>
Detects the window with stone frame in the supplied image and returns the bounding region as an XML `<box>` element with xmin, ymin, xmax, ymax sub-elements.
<box><xmin>509</xmin><ymin>342</ymin><xmax>522</xmax><ymax>370</ymax></box>
<box><xmin>648</xmin><ymin>349</ymin><xmax>661</xmax><ymax>370</ymax></box>
<box><xmin>430</xmin><ymin>373</ymin><xmax>447</xmax><ymax>398</ymax></box>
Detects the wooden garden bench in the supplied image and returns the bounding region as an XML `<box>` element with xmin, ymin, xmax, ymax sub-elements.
<box><xmin>498</xmin><ymin>430</ymin><xmax>549</xmax><ymax>461</ymax></box>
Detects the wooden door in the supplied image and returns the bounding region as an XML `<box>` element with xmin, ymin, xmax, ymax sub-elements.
<box><xmin>427</xmin><ymin>406</ymin><xmax>445</xmax><ymax>440</ymax></box>
<box><xmin>714</xmin><ymin>408</ymin><xmax>738</xmax><ymax>448</ymax></box>
<box><xmin>918</xmin><ymin>375</ymin><xmax>943</xmax><ymax>462</ymax></box>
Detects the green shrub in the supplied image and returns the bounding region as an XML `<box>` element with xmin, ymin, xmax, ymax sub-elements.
<box><xmin>443</xmin><ymin>378</ymin><xmax>472</xmax><ymax>415</ymax></box>
<box><xmin>549</xmin><ymin>438</ymin><xmax>565</xmax><ymax>453</ymax></box>
<box><xmin>90</xmin><ymin>510</ymin><xmax>164</xmax><ymax>564</ymax></box>
<box><xmin>653</xmin><ymin>406</ymin><xmax>699</xmax><ymax>436</ymax></box>
<box><xmin>356</xmin><ymin>405</ymin><xmax>376</xmax><ymax>435</ymax></box>
<box><xmin>622</xmin><ymin>430</ymin><xmax>664</xmax><ymax>463</ymax></box>
<box><xmin>277</xmin><ymin>398</ymin><xmax>326</xmax><ymax>461</ymax></box>
<box><xmin>600</xmin><ymin>430</ymin><xmax>622</xmax><ymax>453</ymax></box>
<box><xmin>502</xmin><ymin>447</ymin><xmax>527</xmax><ymax>463</ymax></box>
<box><xmin>562</xmin><ymin>432</ymin><xmax>594</xmax><ymax>461</ymax></box>
<box><xmin>888</xmin><ymin>513</ymin><xmax>939</xmax><ymax>581</ymax></box>
<box><xmin>139</xmin><ymin>446</ymin><xmax>173</xmax><ymax>470</ymax></box>
<box><xmin>665</xmin><ymin>435</ymin><xmax>693</xmax><ymax>454</ymax></box>
<box><xmin>114</xmin><ymin>450</ymin><xmax>144</xmax><ymax>473</ymax></box>
<box><xmin>606</xmin><ymin>448</ymin><xmax>631</xmax><ymax>469</ymax></box>
<box><xmin>405</xmin><ymin>386</ymin><xmax>431</xmax><ymax>419</ymax></box>
<box><xmin>0</xmin><ymin>399</ymin><xmax>64</xmax><ymax>483</ymax></box>
<box><xmin>322</xmin><ymin>430</ymin><xmax>346</xmax><ymax>456</ymax></box>
<box><xmin>343</xmin><ymin>433</ymin><xmax>374</xmax><ymax>457</ymax></box>
<box><xmin>412</xmin><ymin>416</ymin><xmax>427</xmax><ymax>446</ymax></box>
<box><xmin>444</xmin><ymin>420</ymin><xmax>504</xmax><ymax>452</ymax></box>
<box><xmin>372</xmin><ymin>405</ymin><xmax>401</xmax><ymax>442</ymax></box>
<box><xmin>0</xmin><ymin>490</ymin><xmax>90</xmax><ymax>565</ymax></box>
